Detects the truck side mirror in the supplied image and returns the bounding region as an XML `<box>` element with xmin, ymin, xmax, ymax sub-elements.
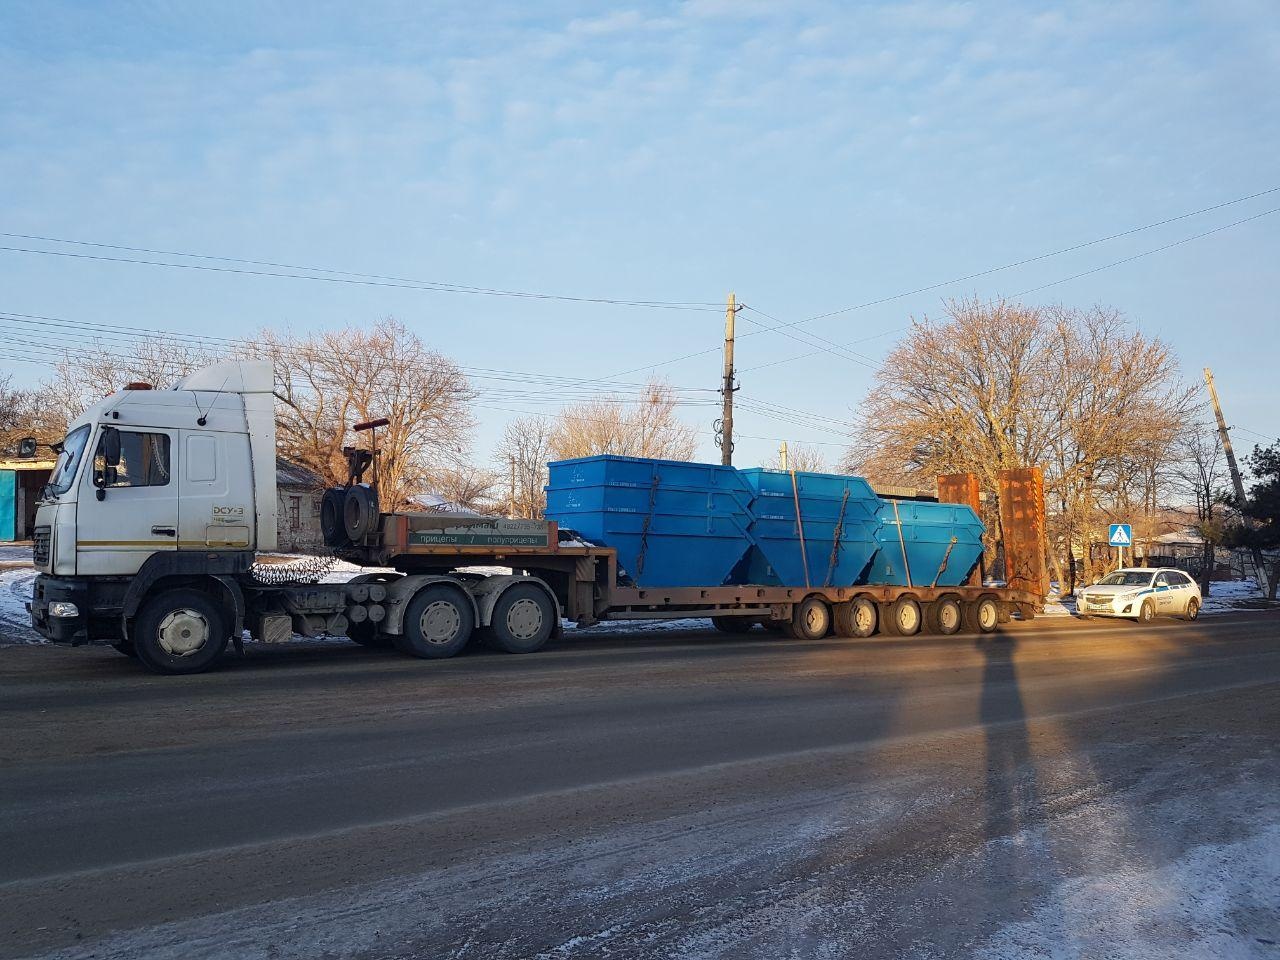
<box><xmin>102</xmin><ymin>427</ymin><xmax>121</xmax><ymax>468</ymax></box>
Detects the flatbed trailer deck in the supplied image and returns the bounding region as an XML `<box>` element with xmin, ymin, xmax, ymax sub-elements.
<box><xmin>356</xmin><ymin>518</ymin><xmax>1038</xmax><ymax>638</ymax></box>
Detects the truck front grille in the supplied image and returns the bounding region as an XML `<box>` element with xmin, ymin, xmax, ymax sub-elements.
<box><xmin>32</xmin><ymin>526</ymin><xmax>51</xmax><ymax>567</ymax></box>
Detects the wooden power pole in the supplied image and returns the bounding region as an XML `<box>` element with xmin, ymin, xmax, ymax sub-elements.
<box><xmin>1204</xmin><ymin>367</ymin><xmax>1267</xmax><ymax>589</ymax></box>
<box><xmin>719</xmin><ymin>292</ymin><xmax>738</xmax><ymax>466</ymax></box>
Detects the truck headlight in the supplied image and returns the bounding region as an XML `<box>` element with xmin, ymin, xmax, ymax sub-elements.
<box><xmin>48</xmin><ymin>601</ymin><xmax>80</xmax><ymax>618</ymax></box>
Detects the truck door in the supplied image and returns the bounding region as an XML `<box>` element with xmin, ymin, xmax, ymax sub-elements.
<box><xmin>178</xmin><ymin>429</ymin><xmax>255</xmax><ymax>551</ymax></box>
<box><xmin>77</xmin><ymin>427</ymin><xmax>179</xmax><ymax>576</ymax></box>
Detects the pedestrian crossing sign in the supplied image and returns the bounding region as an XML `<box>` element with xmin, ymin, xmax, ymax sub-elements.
<box><xmin>1108</xmin><ymin>523</ymin><xmax>1132</xmax><ymax>547</ymax></box>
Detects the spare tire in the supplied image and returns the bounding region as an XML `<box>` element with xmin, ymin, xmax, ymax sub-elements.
<box><xmin>343</xmin><ymin>484</ymin><xmax>378</xmax><ymax>542</ymax></box>
<box><xmin>320</xmin><ymin>488</ymin><xmax>349</xmax><ymax>547</ymax></box>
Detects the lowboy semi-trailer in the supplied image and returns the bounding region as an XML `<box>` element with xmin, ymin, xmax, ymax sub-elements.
<box><xmin>28</xmin><ymin>361</ymin><xmax>1044</xmax><ymax>674</ymax></box>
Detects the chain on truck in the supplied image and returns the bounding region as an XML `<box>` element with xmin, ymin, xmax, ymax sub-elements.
<box><xmin>28</xmin><ymin>360</ymin><xmax>1045</xmax><ymax>675</ymax></box>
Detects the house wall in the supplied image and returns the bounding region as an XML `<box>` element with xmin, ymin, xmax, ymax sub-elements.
<box><xmin>276</xmin><ymin>485</ymin><xmax>324</xmax><ymax>554</ymax></box>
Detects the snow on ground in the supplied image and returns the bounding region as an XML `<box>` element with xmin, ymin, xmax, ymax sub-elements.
<box><xmin>0</xmin><ymin>565</ymin><xmax>40</xmax><ymax>644</ymax></box>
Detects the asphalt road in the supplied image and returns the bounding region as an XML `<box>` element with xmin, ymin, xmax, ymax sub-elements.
<box><xmin>2</xmin><ymin>613</ymin><xmax>1278</xmax><ymax>960</ymax></box>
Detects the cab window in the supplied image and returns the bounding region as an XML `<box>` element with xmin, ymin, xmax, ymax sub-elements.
<box><xmin>94</xmin><ymin>431</ymin><xmax>171</xmax><ymax>488</ymax></box>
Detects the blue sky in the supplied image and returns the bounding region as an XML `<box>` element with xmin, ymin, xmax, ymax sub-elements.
<box><xmin>1</xmin><ymin>0</ymin><xmax>1277</xmax><ymax>467</ymax></box>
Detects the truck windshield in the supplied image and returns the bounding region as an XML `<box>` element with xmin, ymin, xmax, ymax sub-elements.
<box><xmin>1098</xmin><ymin>571</ymin><xmax>1154</xmax><ymax>587</ymax></box>
<box><xmin>44</xmin><ymin>424</ymin><xmax>91</xmax><ymax>498</ymax></box>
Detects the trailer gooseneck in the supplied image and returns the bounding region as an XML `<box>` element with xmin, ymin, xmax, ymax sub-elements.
<box><xmin>28</xmin><ymin>360</ymin><xmax>1044</xmax><ymax>675</ymax></box>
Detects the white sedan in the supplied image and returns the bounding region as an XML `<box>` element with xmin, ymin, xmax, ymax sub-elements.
<box><xmin>1076</xmin><ymin>568</ymin><xmax>1202</xmax><ymax>623</ymax></box>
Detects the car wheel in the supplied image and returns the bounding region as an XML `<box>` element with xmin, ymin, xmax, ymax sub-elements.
<box><xmin>1137</xmin><ymin>599</ymin><xmax>1155</xmax><ymax>624</ymax></box>
<box><xmin>1183</xmin><ymin>597</ymin><xmax>1200</xmax><ymax>621</ymax></box>
<box><xmin>133</xmin><ymin>588</ymin><xmax>229</xmax><ymax>675</ymax></box>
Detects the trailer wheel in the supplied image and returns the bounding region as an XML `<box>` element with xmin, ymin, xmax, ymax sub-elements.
<box><xmin>395</xmin><ymin>584</ymin><xmax>475</xmax><ymax>659</ymax></box>
<box><xmin>711</xmin><ymin>616</ymin><xmax>757</xmax><ymax>635</ymax></box>
<box><xmin>924</xmin><ymin>598</ymin><xmax>963</xmax><ymax>636</ymax></box>
<box><xmin>487</xmin><ymin>584</ymin><xmax>555</xmax><ymax>654</ymax></box>
<box><xmin>786</xmin><ymin>596</ymin><xmax>831</xmax><ymax>640</ymax></box>
<box><xmin>881</xmin><ymin>597</ymin><xmax>922</xmax><ymax>637</ymax></box>
<box><xmin>133</xmin><ymin>588</ymin><xmax>229</xmax><ymax>675</ymax></box>
<box><xmin>963</xmin><ymin>597</ymin><xmax>1000</xmax><ymax>634</ymax></box>
<box><xmin>833</xmin><ymin>598</ymin><xmax>878</xmax><ymax>638</ymax></box>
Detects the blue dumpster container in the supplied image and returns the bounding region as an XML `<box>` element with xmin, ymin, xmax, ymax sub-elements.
<box><xmin>739</xmin><ymin>469</ymin><xmax>881</xmax><ymax>586</ymax></box>
<box><xmin>545</xmin><ymin>455</ymin><xmax>756</xmax><ymax>587</ymax></box>
<box><xmin>867</xmin><ymin>500</ymin><xmax>984</xmax><ymax>587</ymax></box>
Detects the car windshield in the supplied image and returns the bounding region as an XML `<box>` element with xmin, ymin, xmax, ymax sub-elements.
<box><xmin>1098</xmin><ymin>571</ymin><xmax>1153</xmax><ymax>587</ymax></box>
<box><xmin>44</xmin><ymin>424</ymin><xmax>91</xmax><ymax>498</ymax></box>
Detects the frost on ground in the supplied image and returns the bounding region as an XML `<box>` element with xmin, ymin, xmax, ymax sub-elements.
<box><xmin>0</xmin><ymin>566</ymin><xmax>40</xmax><ymax>644</ymax></box>
<box><xmin>976</xmin><ymin>826</ymin><xmax>1280</xmax><ymax>960</ymax></box>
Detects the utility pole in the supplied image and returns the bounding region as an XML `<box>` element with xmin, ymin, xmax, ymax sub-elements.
<box><xmin>778</xmin><ymin>441</ymin><xmax>788</xmax><ymax>471</ymax></box>
<box><xmin>1204</xmin><ymin>367</ymin><xmax>1266</xmax><ymax>590</ymax></box>
<box><xmin>719</xmin><ymin>292</ymin><xmax>739</xmax><ymax>466</ymax></box>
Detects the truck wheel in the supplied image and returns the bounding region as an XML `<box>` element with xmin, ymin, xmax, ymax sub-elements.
<box><xmin>963</xmin><ymin>598</ymin><xmax>1000</xmax><ymax>634</ymax></box>
<box><xmin>132</xmin><ymin>588</ymin><xmax>229</xmax><ymax>675</ymax></box>
<box><xmin>786</xmin><ymin>596</ymin><xmax>831</xmax><ymax>640</ymax></box>
<box><xmin>487</xmin><ymin>584</ymin><xmax>555</xmax><ymax>654</ymax></box>
<box><xmin>343</xmin><ymin>485</ymin><xmax>378</xmax><ymax>542</ymax></box>
<box><xmin>711</xmin><ymin>616</ymin><xmax>757</xmax><ymax>635</ymax></box>
<box><xmin>346</xmin><ymin>621</ymin><xmax>390</xmax><ymax>648</ymax></box>
<box><xmin>320</xmin><ymin>488</ymin><xmax>350</xmax><ymax>548</ymax></box>
<box><xmin>881</xmin><ymin>597</ymin><xmax>922</xmax><ymax>637</ymax></box>
<box><xmin>394</xmin><ymin>584</ymin><xmax>475</xmax><ymax>659</ymax></box>
<box><xmin>833</xmin><ymin>597</ymin><xmax>877</xmax><ymax>637</ymax></box>
<box><xmin>924</xmin><ymin>598</ymin><xmax>963</xmax><ymax>636</ymax></box>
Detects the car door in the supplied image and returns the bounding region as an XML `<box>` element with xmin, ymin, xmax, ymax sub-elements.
<box><xmin>77</xmin><ymin>427</ymin><xmax>179</xmax><ymax>576</ymax></box>
<box><xmin>1153</xmin><ymin>572</ymin><xmax>1175</xmax><ymax>614</ymax></box>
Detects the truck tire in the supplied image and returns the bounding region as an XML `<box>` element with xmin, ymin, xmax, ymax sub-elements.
<box><xmin>393</xmin><ymin>584</ymin><xmax>475</xmax><ymax>659</ymax></box>
<box><xmin>132</xmin><ymin>588</ymin><xmax>229</xmax><ymax>675</ymax></box>
<box><xmin>320</xmin><ymin>488</ymin><xmax>349</xmax><ymax>547</ymax></box>
<box><xmin>786</xmin><ymin>596</ymin><xmax>831</xmax><ymax>640</ymax></box>
<box><xmin>833</xmin><ymin>597</ymin><xmax>877</xmax><ymax>638</ymax></box>
<box><xmin>962</xmin><ymin>597</ymin><xmax>1000</xmax><ymax>634</ymax></box>
<box><xmin>711</xmin><ymin>616</ymin><xmax>757</xmax><ymax>635</ymax></box>
<box><xmin>924</xmin><ymin>598</ymin><xmax>963</xmax><ymax>636</ymax></box>
<box><xmin>486</xmin><ymin>584</ymin><xmax>555</xmax><ymax>654</ymax></box>
<box><xmin>881</xmin><ymin>597</ymin><xmax>922</xmax><ymax>637</ymax></box>
<box><xmin>346</xmin><ymin>621</ymin><xmax>390</xmax><ymax>648</ymax></box>
<box><xmin>343</xmin><ymin>485</ymin><xmax>378</xmax><ymax>543</ymax></box>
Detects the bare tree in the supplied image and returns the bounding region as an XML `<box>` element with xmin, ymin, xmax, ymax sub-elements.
<box><xmin>549</xmin><ymin>379</ymin><xmax>698</xmax><ymax>462</ymax></box>
<box><xmin>257</xmin><ymin>319</ymin><xmax>476</xmax><ymax>512</ymax></box>
<box><xmin>423</xmin><ymin>464</ymin><xmax>501</xmax><ymax>515</ymax></box>
<box><xmin>496</xmin><ymin>415</ymin><xmax>555</xmax><ymax>518</ymax></box>
<box><xmin>763</xmin><ymin>442</ymin><xmax>828</xmax><ymax>472</ymax></box>
<box><xmin>1173</xmin><ymin>427</ymin><xmax>1229</xmax><ymax>593</ymax></box>
<box><xmin>846</xmin><ymin>298</ymin><xmax>1196</xmax><ymax>590</ymax></box>
<box><xmin>46</xmin><ymin>339</ymin><xmax>213</xmax><ymax>420</ymax></box>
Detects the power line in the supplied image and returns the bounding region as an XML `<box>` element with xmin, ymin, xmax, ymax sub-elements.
<box><xmin>604</xmin><ymin>184</ymin><xmax>1280</xmax><ymax>379</ymax></box>
<box><xmin>0</xmin><ymin>240</ymin><xmax>720</xmax><ymax>312</ymax></box>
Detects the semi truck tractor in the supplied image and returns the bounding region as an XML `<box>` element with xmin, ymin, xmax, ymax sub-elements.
<box><xmin>28</xmin><ymin>360</ymin><xmax>1044</xmax><ymax>675</ymax></box>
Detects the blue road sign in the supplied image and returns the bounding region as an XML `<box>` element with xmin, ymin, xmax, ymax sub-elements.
<box><xmin>1108</xmin><ymin>523</ymin><xmax>1132</xmax><ymax>547</ymax></box>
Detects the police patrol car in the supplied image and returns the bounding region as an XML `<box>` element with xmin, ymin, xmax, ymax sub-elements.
<box><xmin>1077</xmin><ymin>568</ymin><xmax>1202</xmax><ymax>623</ymax></box>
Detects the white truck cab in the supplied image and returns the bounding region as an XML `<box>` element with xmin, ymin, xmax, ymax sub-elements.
<box><xmin>29</xmin><ymin>361</ymin><xmax>278</xmax><ymax>657</ymax></box>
